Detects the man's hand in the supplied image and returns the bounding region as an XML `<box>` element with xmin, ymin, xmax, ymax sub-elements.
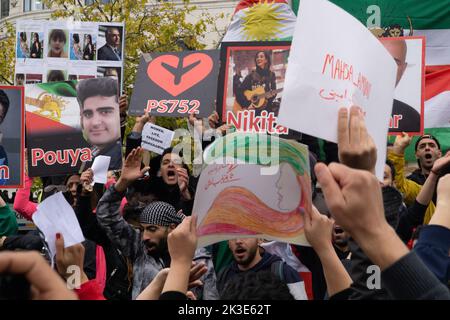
<box><xmin>115</xmin><ymin>147</ymin><xmax>150</xmax><ymax>193</ymax></box>
<box><xmin>177</xmin><ymin>168</ymin><xmax>191</xmax><ymax>200</ymax></box>
<box><xmin>0</xmin><ymin>251</ymin><xmax>78</xmax><ymax>300</ymax></box>
<box><xmin>431</xmin><ymin>174</ymin><xmax>450</xmax><ymax>229</ymax></box>
<box><xmin>119</xmin><ymin>94</ymin><xmax>128</xmax><ymax>115</ymax></box>
<box><xmin>431</xmin><ymin>151</ymin><xmax>450</xmax><ymax>176</ymax></box>
<box><xmin>80</xmin><ymin>168</ymin><xmax>93</xmax><ymax>193</ymax></box>
<box><xmin>304</xmin><ymin>205</ymin><xmax>334</xmax><ymax>254</ymax></box>
<box><xmin>207</xmin><ymin>111</ymin><xmax>220</xmax><ymax>129</ymax></box>
<box><xmin>168</xmin><ymin>216</ymin><xmax>198</xmax><ymax>265</ymax></box>
<box><xmin>55</xmin><ymin>233</ymin><xmax>88</xmax><ymax>285</ymax></box>
<box><xmin>314</xmin><ymin>162</ymin><xmax>387</xmax><ymax>242</ymax></box>
<box><xmin>392</xmin><ymin>132</ymin><xmax>412</xmax><ymax>155</ymax></box>
<box><xmin>338</xmin><ymin>106</ymin><xmax>377</xmax><ymax>173</ymax></box>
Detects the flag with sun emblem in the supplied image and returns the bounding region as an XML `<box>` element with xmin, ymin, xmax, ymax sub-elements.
<box><xmin>223</xmin><ymin>0</ymin><xmax>297</xmax><ymax>42</ymax></box>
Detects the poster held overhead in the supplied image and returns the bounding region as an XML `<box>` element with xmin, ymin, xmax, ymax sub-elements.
<box><xmin>25</xmin><ymin>78</ymin><xmax>122</xmax><ymax>177</ymax></box>
<box><xmin>277</xmin><ymin>0</ymin><xmax>397</xmax><ymax>180</ymax></box>
<box><xmin>129</xmin><ymin>50</ymin><xmax>220</xmax><ymax>118</ymax></box>
<box><xmin>0</xmin><ymin>86</ymin><xmax>25</xmax><ymax>188</ymax></box>
<box><xmin>193</xmin><ymin>132</ymin><xmax>312</xmax><ymax>248</ymax></box>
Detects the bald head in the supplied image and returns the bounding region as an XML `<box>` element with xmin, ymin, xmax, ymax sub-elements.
<box><xmin>381</xmin><ymin>39</ymin><xmax>408</xmax><ymax>87</ymax></box>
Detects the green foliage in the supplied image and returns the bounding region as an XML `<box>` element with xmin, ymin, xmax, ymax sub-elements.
<box><xmin>0</xmin><ymin>22</ymin><xmax>16</xmax><ymax>85</ymax></box>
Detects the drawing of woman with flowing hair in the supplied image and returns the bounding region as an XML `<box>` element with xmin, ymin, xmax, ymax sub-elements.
<box><xmin>196</xmin><ymin>132</ymin><xmax>312</xmax><ymax>243</ymax></box>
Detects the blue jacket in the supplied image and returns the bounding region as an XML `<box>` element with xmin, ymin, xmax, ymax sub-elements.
<box><xmin>414</xmin><ymin>225</ymin><xmax>450</xmax><ymax>285</ymax></box>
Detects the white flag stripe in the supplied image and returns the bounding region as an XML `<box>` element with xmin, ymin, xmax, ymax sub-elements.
<box><xmin>425</xmin><ymin>90</ymin><xmax>450</xmax><ymax>128</ymax></box>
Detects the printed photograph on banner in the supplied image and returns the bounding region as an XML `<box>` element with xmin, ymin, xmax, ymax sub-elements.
<box><xmin>25</xmin><ymin>78</ymin><xmax>122</xmax><ymax>177</ymax></box>
<box><xmin>379</xmin><ymin>36</ymin><xmax>425</xmax><ymax>135</ymax></box>
<box><xmin>97</xmin><ymin>66</ymin><xmax>122</xmax><ymax>88</ymax></box>
<box><xmin>217</xmin><ymin>42</ymin><xmax>301</xmax><ymax>138</ymax></box>
<box><xmin>15</xmin><ymin>20</ymin><xmax>125</xmax><ymax>91</ymax></box>
<box><xmin>193</xmin><ymin>132</ymin><xmax>312</xmax><ymax>248</ymax></box>
<box><xmin>129</xmin><ymin>50</ymin><xmax>220</xmax><ymax>117</ymax></box>
<box><xmin>47</xmin><ymin>29</ymin><xmax>69</xmax><ymax>59</ymax></box>
<box><xmin>97</xmin><ymin>25</ymin><xmax>123</xmax><ymax>62</ymax></box>
<box><xmin>70</xmin><ymin>33</ymin><xmax>97</xmax><ymax>61</ymax></box>
<box><xmin>47</xmin><ymin>70</ymin><xmax>68</xmax><ymax>82</ymax></box>
<box><xmin>16</xmin><ymin>31</ymin><xmax>44</xmax><ymax>59</ymax></box>
<box><xmin>0</xmin><ymin>86</ymin><xmax>25</xmax><ymax>188</ymax></box>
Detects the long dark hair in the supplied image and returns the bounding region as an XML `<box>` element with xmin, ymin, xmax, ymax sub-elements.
<box><xmin>254</xmin><ymin>51</ymin><xmax>272</xmax><ymax>70</ymax></box>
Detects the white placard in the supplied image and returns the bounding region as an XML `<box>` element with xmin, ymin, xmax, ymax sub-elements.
<box><xmin>277</xmin><ymin>0</ymin><xmax>397</xmax><ymax>180</ymax></box>
<box><xmin>141</xmin><ymin>123</ymin><xmax>175</xmax><ymax>155</ymax></box>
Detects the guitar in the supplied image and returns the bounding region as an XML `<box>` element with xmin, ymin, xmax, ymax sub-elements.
<box><xmin>233</xmin><ymin>87</ymin><xmax>283</xmax><ymax>113</ymax></box>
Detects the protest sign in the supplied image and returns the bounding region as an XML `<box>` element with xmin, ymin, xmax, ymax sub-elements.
<box><xmin>129</xmin><ymin>50</ymin><xmax>220</xmax><ymax>117</ymax></box>
<box><xmin>193</xmin><ymin>132</ymin><xmax>311</xmax><ymax>248</ymax></box>
<box><xmin>380</xmin><ymin>36</ymin><xmax>426</xmax><ymax>135</ymax></box>
<box><xmin>216</xmin><ymin>41</ymin><xmax>302</xmax><ymax>139</ymax></box>
<box><xmin>141</xmin><ymin>123</ymin><xmax>175</xmax><ymax>155</ymax></box>
<box><xmin>0</xmin><ymin>86</ymin><xmax>25</xmax><ymax>188</ymax></box>
<box><xmin>277</xmin><ymin>0</ymin><xmax>397</xmax><ymax>180</ymax></box>
<box><xmin>25</xmin><ymin>78</ymin><xmax>122</xmax><ymax>177</ymax></box>
<box><xmin>15</xmin><ymin>20</ymin><xmax>124</xmax><ymax>91</ymax></box>
<box><xmin>32</xmin><ymin>192</ymin><xmax>85</xmax><ymax>261</ymax></box>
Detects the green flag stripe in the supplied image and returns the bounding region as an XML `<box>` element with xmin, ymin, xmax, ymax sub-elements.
<box><xmin>292</xmin><ymin>0</ymin><xmax>450</xmax><ymax>29</ymax></box>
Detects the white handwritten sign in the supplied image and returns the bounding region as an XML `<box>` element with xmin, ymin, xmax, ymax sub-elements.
<box><xmin>277</xmin><ymin>0</ymin><xmax>397</xmax><ymax>180</ymax></box>
<box><xmin>141</xmin><ymin>123</ymin><xmax>175</xmax><ymax>155</ymax></box>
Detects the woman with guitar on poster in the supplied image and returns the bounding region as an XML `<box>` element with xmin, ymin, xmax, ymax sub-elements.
<box><xmin>234</xmin><ymin>51</ymin><xmax>282</xmax><ymax>116</ymax></box>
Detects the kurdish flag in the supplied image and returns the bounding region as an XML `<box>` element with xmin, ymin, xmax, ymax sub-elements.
<box><xmin>289</xmin><ymin>0</ymin><xmax>450</xmax><ymax>158</ymax></box>
<box><xmin>222</xmin><ymin>0</ymin><xmax>297</xmax><ymax>41</ymax></box>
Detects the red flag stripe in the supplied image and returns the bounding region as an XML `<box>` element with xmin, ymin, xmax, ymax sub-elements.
<box><xmin>425</xmin><ymin>65</ymin><xmax>450</xmax><ymax>101</ymax></box>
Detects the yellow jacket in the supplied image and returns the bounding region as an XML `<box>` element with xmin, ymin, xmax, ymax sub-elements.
<box><xmin>387</xmin><ymin>151</ymin><xmax>435</xmax><ymax>224</ymax></box>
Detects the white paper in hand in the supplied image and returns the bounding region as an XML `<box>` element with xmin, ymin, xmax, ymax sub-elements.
<box><xmin>141</xmin><ymin>123</ymin><xmax>175</xmax><ymax>155</ymax></box>
<box><xmin>32</xmin><ymin>192</ymin><xmax>85</xmax><ymax>260</ymax></box>
<box><xmin>277</xmin><ymin>0</ymin><xmax>397</xmax><ymax>180</ymax></box>
<box><xmin>90</xmin><ymin>155</ymin><xmax>111</xmax><ymax>186</ymax></box>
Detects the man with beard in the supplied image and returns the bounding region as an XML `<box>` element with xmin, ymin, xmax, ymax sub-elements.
<box><xmin>96</xmin><ymin>148</ymin><xmax>218</xmax><ymax>299</ymax></box>
<box><xmin>216</xmin><ymin>238</ymin><xmax>308</xmax><ymax>300</ymax></box>
<box><xmin>388</xmin><ymin>133</ymin><xmax>443</xmax><ymax>224</ymax></box>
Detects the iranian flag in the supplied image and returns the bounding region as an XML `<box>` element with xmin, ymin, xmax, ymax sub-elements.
<box><xmin>289</xmin><ymin>0</ymin><xmax>450</xmax><ymax>158</ymax></box>
<box><xmin>222</xmin><ymin>0</ymin><xmax>297</xmax><ymax>42</ymax></box>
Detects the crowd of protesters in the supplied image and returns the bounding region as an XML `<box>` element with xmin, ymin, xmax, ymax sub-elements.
<box><xmin>0</xmin><ymin>92</ymin><xmax>449</xmax><ymax>300</ymax></box>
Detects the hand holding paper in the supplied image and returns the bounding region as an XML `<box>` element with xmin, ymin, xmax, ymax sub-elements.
<box><xmin>90</xmin><ymin>155</ymin><xmax>111</xmax><ymax>186</ymax></box>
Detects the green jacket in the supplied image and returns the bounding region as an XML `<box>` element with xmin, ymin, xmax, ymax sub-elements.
<box><xmin>0</xmin><ymin>204</ymin><xmax>18</xmax><ymax>236</ymax></box>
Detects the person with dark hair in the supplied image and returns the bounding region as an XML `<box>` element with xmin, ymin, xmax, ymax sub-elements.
<box><xmin>234</xmin><ymin>51</ymin><xmax>278</xmax><ymax>115</ymax></box>
<box><xmin>47</xmin><ymin>70</ymin><xmax>65</xmax><ymax>82</ymax></box>
<box><xmin>71</xmin><ymin>33</ymin><xmax>82</xmax><ymax>60</ymax></box>
<box><xmin>77</xmin><ymin>77</ymin><xmax>122</xmax><ymax>169</ymax></box>
<box><xmin>30</xmin><ymin>33</ymin><xmax>41</xmax><ymax>59</ymax></box>
<box><xmin>216</xmin><ymin>237</ymin><xmax>308</xmax><ymax>300</ymax></box>
<box><xmin>83</xmin><ymin>34</ymin><xmax>95</xmax><ymax>60</ymax></box>
<box><xmin>0</xmin><ymin>90</ymin><xmax>9</xmax><ymax>185</ymax></box>
<box><xmin>97</xmin><ymin>27</ymin><xmax>121</xmax><ymax>61</ymax></box>
<box><xmin>19</xmin><ymin>32</ymin><xmax>30</xmax><ymax>58</ymax></box>
<box><xmin>95</xmin><ymin>148</ymin><xmax>218</xmax><ymax>300</ymax></box>
<box><xmin>48</xmin><ymin>29</ymin><xmax>67</xmax><ymax>58</ymax></box>
<box><xmin>220</xmin><ymin>270</ymin><xmax>295</xmax><ymax>300</ymax></box>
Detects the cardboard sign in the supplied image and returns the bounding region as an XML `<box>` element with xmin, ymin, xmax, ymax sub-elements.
<box><xmin>25</xmin><ymin>79</ymin><xmax>122</xmax><ymax>177</ymax></box>
<box><xmin>0</xmin><ymin>87</ymin><xmax>25</xmax><ymax>188</ymax></box>
<box><xmin>216</xmin><ymin>41</ymin><xmax>303</xmax><ymax>140</ymax></box>
<box><xmin>380</xmin><ymin>37</ymin><xmax>426</xmax><ymax>135</ymax></box>
<box><xmin>15</xmin><ymin>20</ymin><xmax>125</xmax><ymax>91</ymax></box>
<box><xmin>141</xmin><ymin>123</ymin><xmax>175</xmax><ymax>155</ymax></box>
<box><xmin>193</xmin><ymin>132</ymin><xmax>312</xmax><ymax>248</ymax></box>
<box><xmin>129</xmin><ymin>50</ymin><xmax>220</xmax><ymax>117</ymax></box>
<box><xmin>277</xmin><ymin>0</ymin><xmax>397</xmax><ymax>180</ymax></box>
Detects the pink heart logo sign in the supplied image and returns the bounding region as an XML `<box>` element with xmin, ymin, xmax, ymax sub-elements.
<box><xmin>147</xmin><ymin>53</ymin><xmax>214</xmax><ymax>97</ymax></box>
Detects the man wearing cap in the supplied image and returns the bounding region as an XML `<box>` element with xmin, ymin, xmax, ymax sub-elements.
<box><xmin>96</xmin><ymin>148</ymin><xmax>219</xmax><ymax>300</ymax></box>
<box><xmin>388</xmin><ymin>133</ymin><xmax>450</xmax><ymax>224</ymax></box>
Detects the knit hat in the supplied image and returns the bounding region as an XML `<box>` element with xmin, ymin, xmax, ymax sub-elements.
<box><xmin>139</xmin><ymin>201</ymin><xmax>185</xmax><ymax>226</ymax></box>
